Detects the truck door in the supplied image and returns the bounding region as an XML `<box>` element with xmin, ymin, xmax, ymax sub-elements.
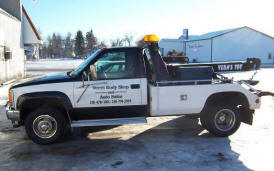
<box><xmin>73</xmin><ymin>48</ymin><xmax>147</xmax><ymax>120</ymax></box>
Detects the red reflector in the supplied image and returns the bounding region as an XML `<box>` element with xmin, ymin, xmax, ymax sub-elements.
<box><xmin>255</xmin><ymin>98</ymin><xmax>260</xmax><ymax>104</ymax></box>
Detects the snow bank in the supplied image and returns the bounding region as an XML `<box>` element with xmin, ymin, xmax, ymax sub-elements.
<box><xmin>0</xmin><ymin>84</ymin><xmax>12</xmax><ymax>105</ymax></box>
<box><xmin>26</xmin><ymin>58</ymin><xmax>84</xmax><ymax>70</ymax></box>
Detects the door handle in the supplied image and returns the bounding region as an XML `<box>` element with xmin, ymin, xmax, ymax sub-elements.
<box><xmin>131</xmin><ymin>84</ymin><xmax>140</xmax><ymax>89</ymax></box>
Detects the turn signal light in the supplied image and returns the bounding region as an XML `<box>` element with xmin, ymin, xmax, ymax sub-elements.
<box><xmin>8</xmin><ymin>91</ymin><xmax>13</xmax><ymax>102</ymax></box>
<box><xmin>142</xmin><ymin>34</ymin><xmax>159</xmax><ymax>42</ymax></box>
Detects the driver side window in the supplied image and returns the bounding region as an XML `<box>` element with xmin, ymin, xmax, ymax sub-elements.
<box><xmin>93</xmin><ymin>51</ymin><xmax>129</xmax><ymax>80</ymax></box>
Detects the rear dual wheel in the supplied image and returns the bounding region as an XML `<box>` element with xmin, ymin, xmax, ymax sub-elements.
<box><xmin>200</xmin><ymin>102</ymin><xmax>241</xmax><ymax>137</ymax></box>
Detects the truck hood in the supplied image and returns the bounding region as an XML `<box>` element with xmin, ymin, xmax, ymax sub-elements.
<box><xmin>11</xmin><ymin>72</ymin><xmax>75</xmax><ymax>89</ymax></box>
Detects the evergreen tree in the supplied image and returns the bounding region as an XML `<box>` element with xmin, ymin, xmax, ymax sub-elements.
<box><xmin>55</xmin><ymin>34</ymin><xmax>62</xmax><ymax>57</ymax></box>
<box><xmin>51</xmin><ymin>33</ymin><xmax>57</xmax><ymax>57</ymax></box>
<box><xmin>49</xmin><ymin>33</ymin><xmax>62</xmax><ymax>58</ymax></box>
<box><xmin>86</xmin><ymin>29</ymin><xmax>97</xmax><ymax>50</ymax></box>
<box><xmin>64</xmin><ymin>32</ymin><xmax>73</xmax><ymax>57</ymax></box>
<box><xmin>47</xmin><ymin>35</ymin><xmax>53</xmax><ymax>58</ymax></box>
<box><xmin>40</xmin><ymin>43</ymin><xmax>48</xmax><ymax>59</ymax></box>
<box><xmin>74</xmin><ymin>30</ymin><xmax>85</xmax><ymax>57</ymax></box>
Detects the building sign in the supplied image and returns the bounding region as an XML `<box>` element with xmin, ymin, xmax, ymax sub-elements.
<box><xmin>189</xmin><ymin>44</ymin><xmax>204</xmax><ymax>49</ymax></box>
<box><xmin>189</xmin><ymin>44</ymin><xmax>204</xmax><ymax>52</ymax></box>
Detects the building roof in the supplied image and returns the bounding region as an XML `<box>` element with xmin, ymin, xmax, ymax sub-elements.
<box><xmin>182</xmin><ymin>26</ymin><xmax>274</xmax><ymax>42</ymax></box>
<box><xmin>0</xmin><ymin>0</ymin><xmax>22</xmax><ymax>20</ymax></box>
<box><xmin>0</xmin><ymin>7</ymin><xmax>20</xmax><ymax>21</ymax></box>
<box><xmin>22</xmin><ymin>6</ymin><xmax>41</xmax><ymax>41</ymax></box>
<box><xmin>182</xmin><ymin>27</ymin><xmax>241</xmax><ymax>41</ymax></box>
<box><xmin>160</xmin><ymin>38</ymin><xmax>184</xmax><ymax>43</ymax></box>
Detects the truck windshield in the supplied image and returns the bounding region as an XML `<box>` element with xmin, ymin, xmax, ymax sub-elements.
<box><xmin>69</xmin><ymin>50</ymin><xmax>102</xmax><ymax>77</ymax></box>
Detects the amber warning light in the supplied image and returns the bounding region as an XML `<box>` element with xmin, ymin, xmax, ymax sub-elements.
<box><xmin>142</xmin><ymin>34</ymin><xmax>159</xmax><ymax>42</ymax></box>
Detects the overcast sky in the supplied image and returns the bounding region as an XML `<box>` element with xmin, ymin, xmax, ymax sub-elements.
<box><xmin>23</xmin><ymin>0</ymin><xmax>274</xmax><ymax>42</ymax></box>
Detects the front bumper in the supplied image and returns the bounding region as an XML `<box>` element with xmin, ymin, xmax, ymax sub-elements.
<box><xmin>6</xmin><ymin>104</ymin><xmax>20</xmax><ymax>124</ymax></box>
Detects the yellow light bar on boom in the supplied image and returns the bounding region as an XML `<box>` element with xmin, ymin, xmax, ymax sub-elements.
<box><xmin>142</xmin><ymin>34</ymin><xmax>159</xmax><ymax>42</ymax></box>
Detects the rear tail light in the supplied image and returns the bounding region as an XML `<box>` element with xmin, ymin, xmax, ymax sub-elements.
<box><xmin>255</xmin><ymin>98</ymin><xmax>260</xmax><ymax>104</ymax></box>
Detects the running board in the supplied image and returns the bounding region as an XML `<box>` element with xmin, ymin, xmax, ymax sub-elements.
<box><xmin>71</xmin><ymin>117</ymin><xmax>147</xmax><ymax>127</ymax></box>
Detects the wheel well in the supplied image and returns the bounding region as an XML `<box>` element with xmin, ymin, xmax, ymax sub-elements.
<box><xmin>19</xmin><ymin>98</ymin><xmax>71</xmax><ymax>124</ymax></box>
<box><xmin>203</xmin><ymin>92</ymin><xmax>253</xmax><ymax>125</ymax></box>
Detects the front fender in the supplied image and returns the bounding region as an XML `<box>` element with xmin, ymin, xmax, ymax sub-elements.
<box><xmin>16</xmin><ymin>91</ymin><xmax>73</xmax><ymax>111</ymax></box>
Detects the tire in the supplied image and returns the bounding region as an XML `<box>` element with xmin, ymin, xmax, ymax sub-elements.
<box><xmin>25</xmin><ymin>107</ymin><xmax>68</xmax><ymax>144</ymax></box>
<box><xmin>200</xmin><ymin>102</ymin><xmax>241</xmax><ymax>137</ymax></box>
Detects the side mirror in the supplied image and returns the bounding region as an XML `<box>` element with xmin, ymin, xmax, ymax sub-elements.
<box><xmin>89</xmin><ymin>65</ymin><xmax>97</xmax><ymax>80</ymax></box>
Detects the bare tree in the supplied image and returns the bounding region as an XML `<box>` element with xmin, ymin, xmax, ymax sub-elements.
<box><xmin>123</xmin><ymin>33</ymin><xmax>134</xmax><ymax>46</ymax></box>
<box><xmin>98</xmin><ymin>41</ymin><xmax>107</xmax><ymax>48</ymax></box>
<box><xmin>110</xmin><ymin>38</ymin><xmax>124</xmax><ymax>47</ymax></box>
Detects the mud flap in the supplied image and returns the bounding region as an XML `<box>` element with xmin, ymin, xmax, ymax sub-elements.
<box><xmin>240</xmin><ymin>108</ymin><xmax>254</xmax><ymax>125</ymax></box>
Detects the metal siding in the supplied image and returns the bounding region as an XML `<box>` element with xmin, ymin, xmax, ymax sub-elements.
<box><xmin>185</xmin><ymin>39</ymin><xmax>211</xmax><ymax>62</ymax></box>
<box><xmin>158</xmin><ymin>40</ymin><xmax>184</xmax><ymax>56</ymax></box>
<box><xmin>212</xmin><ymin>27</ymin><xmax>274</xmax><ymax>64</ymax></box>
<box><xmin>0</xmin><ymin>11</ymin><xmax>24</xmax><ymax>82</ymax></box>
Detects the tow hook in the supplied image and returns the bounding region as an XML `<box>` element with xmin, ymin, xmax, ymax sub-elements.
<box><xmin>258</xmin><ymin>91</ymin><xmax>274</xmax><ymax>97</ymax></box>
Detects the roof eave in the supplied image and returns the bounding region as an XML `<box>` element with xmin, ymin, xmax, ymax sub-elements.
<box><xmin>22</xmin><ymin>5</ymin><xmax>42</xmax><ymax>41</ymax></box>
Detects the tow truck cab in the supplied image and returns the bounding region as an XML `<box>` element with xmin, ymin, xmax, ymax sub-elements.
<box><xmin>6</xmin><ymin>35</ymin><xmax>261</xmax><ymax>144</ymax></box>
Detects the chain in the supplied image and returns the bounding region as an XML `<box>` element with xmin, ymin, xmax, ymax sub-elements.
<box><xmin>250</xmin><ymin>70</ymin><xmax>258</xmax><ymax>80</ymax></box>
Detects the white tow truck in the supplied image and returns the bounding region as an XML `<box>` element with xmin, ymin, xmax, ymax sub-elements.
<box><xmin>6</xmin><ymin>35</ymin><xmax>268</xmax><ymax>144</ymax></box>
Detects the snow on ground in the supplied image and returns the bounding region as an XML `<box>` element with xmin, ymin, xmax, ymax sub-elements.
<box><xmin>0</xmin><ymin>80</ymin><xmax>16</xmax><ymax>106</ymax></box>
<box><xmin>222</xmin><ymin>68</ymin><xmax>273</xmax><ymax>92</ymax></box>
<box><xmin>0</xmin><ymin>84</ymin><xmax>10</xmax><ymax>106</ymax></box>
<box><xmin>25</xmin><ymin>58</ymin><xmax>84</xmax><ymax>76</ymax></box>
<box><xmin>26</xmin><ymin>58</ymin><xmax>84</xmax><ymax>70</ymax></box>
<box><xmin>0</xmin><ymin>61</ymin><xmax>273</xmax><ymax>170</ymax></box>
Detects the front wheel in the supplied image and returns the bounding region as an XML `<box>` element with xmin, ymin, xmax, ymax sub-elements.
<box><xmin>200</xmin><ymin>102</ymin><xmax>241</xmax><ymax>137</ymax></box>
<box><xmin>25</xmin><ymin>107</ymin><xmax>68</xmax><ymax>144</ymax></box>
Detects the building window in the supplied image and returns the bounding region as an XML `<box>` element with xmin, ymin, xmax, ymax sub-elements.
<box><xmin>269</xmin><ymin>53</ymin><xmax>272</xmax><ymax>59</ymax></box>
<box><xmin>0</xmin><ymin>46</ymin><xmax>4</xmax><ymax>60</ymax></box>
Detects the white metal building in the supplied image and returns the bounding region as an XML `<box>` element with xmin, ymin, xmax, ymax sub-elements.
<box><xmin>159</xmin><ymin>27</ymin><xmax>274</xmax><ymax>64</ymax></box>
<box><xmin>158</xmin><ymin>39</ymin><xmax>184</xmax><ymax>57</ymax></box>
<box><xmin>0</xmin><ymin>0</ymin><xmax>42</xmax><ymax>83</ymax></box>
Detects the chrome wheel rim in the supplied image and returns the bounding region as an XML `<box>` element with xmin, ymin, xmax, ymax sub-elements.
<box><xmin>33</xmin><ymin>115</ymin><xmax>58</xmax><ymax>139</ymax></box>
<box><xmin>214</xmin><ymin>109</ymin><xmax>236</xmax><ymax>132</ymax></box>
